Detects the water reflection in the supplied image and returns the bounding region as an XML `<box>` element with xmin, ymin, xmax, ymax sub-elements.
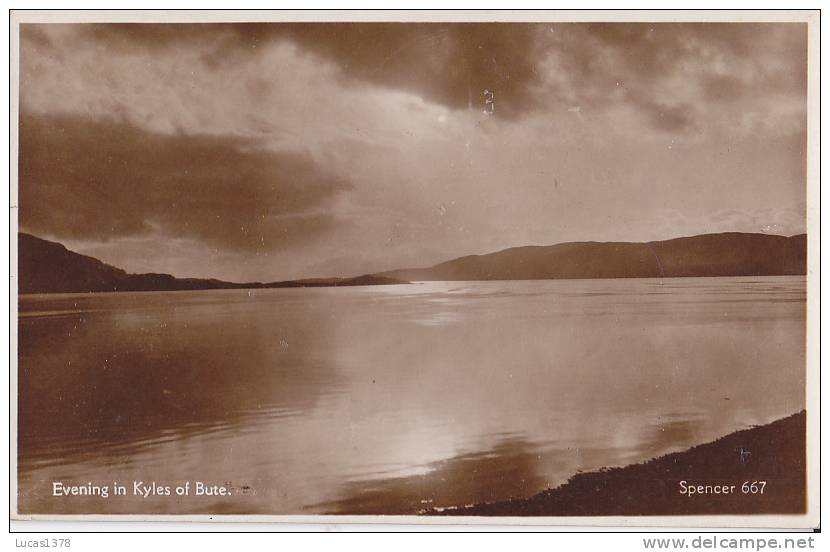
<box><xmin>316</xmin><ymin>436</ymin><xmax>548</xmax><ymax>514</ymax></box>
<box><xmin>18</xmin><ymin>291</ymin><xmax>344</xmax><ymax>468</ymax></box>
<box><xmin>17</xmin><ymin>277</ymin><xmax>806</xmax><ymax>514</ymax></box>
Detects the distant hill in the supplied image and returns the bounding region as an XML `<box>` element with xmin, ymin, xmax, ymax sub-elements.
<box><xmin>18</xmin><ymin>231</ymin><xmax>807</xmax><ymax>295</ymax></box>
<box><xmin>17</xmin><ymin>233</ymin><xmax>405</xmax><ymax>294</ymax></box>
<box><xmin>377</xmin><ymin>232</ymin><xmax>807</xmax><ymax>281</ymax></box>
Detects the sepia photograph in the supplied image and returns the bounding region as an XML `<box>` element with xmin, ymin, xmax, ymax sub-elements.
<box><xmin>10</xmin><ymin>10</ymin><xmax>819</xmax><ymax>527</ymax></box>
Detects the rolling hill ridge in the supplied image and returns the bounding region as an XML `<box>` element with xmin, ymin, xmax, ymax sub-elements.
<box><xmin>377</xmin><ymin>232</ymin><xmax>807</xmax><ymax>281</ymax></box>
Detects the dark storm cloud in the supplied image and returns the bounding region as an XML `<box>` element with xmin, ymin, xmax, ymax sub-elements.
<box><xmin>546</xmin><ymin>23</ymin><xmax>807</xmax><ymax>133</ymax></box>
<box><xmin>18</xmin><ymin>111</ymin><xmax>352</xmax><ymax>250</ymax></box>
<box><xmin>54</xmin><ymin>21</ymin><xmax>806</xmax><ymax>130</ymax></box>
<box><xmin>284</xmin><ymin>23</ymin><xmax>544</xmax><ymax>118</ymax></box>
<box><xmin>54</xmin><ymin>23</ymin><xmax>544</xmax><ymax>119</ymax></box>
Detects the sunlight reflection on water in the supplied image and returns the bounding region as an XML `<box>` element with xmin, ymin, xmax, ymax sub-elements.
<box><xmin>17</xmin><ymin>276</ymin><xmax>806</xmax><ymax>514</ymax></box>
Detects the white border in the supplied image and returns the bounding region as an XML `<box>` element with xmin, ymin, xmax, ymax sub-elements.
<box><xmin>7</xmin><ymin>9</ymin><xmax>821</xmax><ymax>530</ymax></box>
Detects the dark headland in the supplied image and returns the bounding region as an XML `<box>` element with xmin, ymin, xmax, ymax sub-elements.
<box><xmin>18</xmin><ymin>231</ymin><xmax>805</xmax><ymax>294</ymax></box>
<box><xmin>431</xmin><ymin>411</ymin><xmax>806</xmax><ymax>516</ymax></box>
<box><xmin>17</xmin><ymin>233</ymin><xmax>406</xmax><ymax>294</ymax></box>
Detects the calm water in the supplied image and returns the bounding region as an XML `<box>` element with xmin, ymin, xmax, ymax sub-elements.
<box><xmin>17</xmin><ymin>276</ymin><xmax>806</xmax><ymax>514</ymax></box>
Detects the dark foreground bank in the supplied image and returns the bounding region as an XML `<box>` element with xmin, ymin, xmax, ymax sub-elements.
<box><xmin>433</xmin><ymin>411</ymin><xmax>806</xmax><ymax>516</ymax></box>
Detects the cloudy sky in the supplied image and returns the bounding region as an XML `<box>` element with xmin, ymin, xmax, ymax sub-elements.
<box><xmin>18</xmin><ymin>22</ymin><xmax>807</xmax><ymax>281</ymax></box>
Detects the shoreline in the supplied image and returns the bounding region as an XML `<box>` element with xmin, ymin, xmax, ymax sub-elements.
<box><xmin>431</xmin><ymin>411</ymin><xmax>806</xmax><ymax>516</ymax></box>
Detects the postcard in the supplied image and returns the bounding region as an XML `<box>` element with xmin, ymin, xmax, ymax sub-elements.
<box><xmin>9</xmin><ymin>9</ymin><xmax>820</xmax><ymax>528</ymax></box>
